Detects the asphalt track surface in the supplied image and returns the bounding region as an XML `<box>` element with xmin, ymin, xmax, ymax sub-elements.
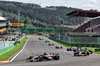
<box><xmin>1</xmin><ymin>36</ymin><xmax>100</xmax><ymax>66</ymax></box>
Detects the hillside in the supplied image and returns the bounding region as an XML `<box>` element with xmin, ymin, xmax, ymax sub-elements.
<box><xmin>0</xmin><ymin>1</ymin><xmax>78</xmax><ymax>26</ymax></box>
<box><xmin>0</xmin><ymin>1</ymin><xmax>97</xmax><ymax>33</ymax></box>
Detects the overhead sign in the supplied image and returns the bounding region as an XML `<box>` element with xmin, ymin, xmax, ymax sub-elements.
<box><xmin>10</xmin><ymin>23</ymin><xmax>24</xmax><ymax>26</ymax></box>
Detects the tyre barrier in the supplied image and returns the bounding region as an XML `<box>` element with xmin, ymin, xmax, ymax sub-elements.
<box><xmin>95</xmin><ymin>49</ymin><xmax>100</xmax><ymax>52</ymax></box>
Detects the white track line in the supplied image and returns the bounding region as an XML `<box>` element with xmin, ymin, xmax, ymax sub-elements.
<box><xmin>10</xmin><ymin>37</ymin><xmax>29</xmax><ymax>62</ymax></box>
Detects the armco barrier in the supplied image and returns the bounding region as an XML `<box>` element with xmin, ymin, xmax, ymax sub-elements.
<box><xmin>49</xmin><ymin>37</ymin><xmax>71</xmax><ymax>46</ymax></box>
<box><xmin>49</xmin><ymin>37</ymin><xmax>100</xmax><ymax>48</ymax></box>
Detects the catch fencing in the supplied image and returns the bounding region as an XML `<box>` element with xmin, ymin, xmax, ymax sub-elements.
<box><xmin>50</xmin><ymin>35</ymin><xmax>100</xmax><ymax>47</ymax></box>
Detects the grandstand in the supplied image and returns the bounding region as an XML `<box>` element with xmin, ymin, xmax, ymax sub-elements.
<box><xmin>0</xmin><ymin>13</ymin><xmax>9</xmax><ymax>36</ymax></box>
<box><xmin>66</xmin><ymin>10</ymin><xmax>100</xmax><ymax>35</ymax></box>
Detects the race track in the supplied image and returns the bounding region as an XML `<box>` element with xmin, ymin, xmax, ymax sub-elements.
<box><xmin>1</xmin><ymin>36</ymin><xmax>100</xmax><ymax>66</ymax></box>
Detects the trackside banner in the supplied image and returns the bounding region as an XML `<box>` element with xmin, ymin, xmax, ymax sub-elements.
<box><xmin>10</xmin><ymin>23</ymin><xmax>24</xmax><ymax>26</ymax></box>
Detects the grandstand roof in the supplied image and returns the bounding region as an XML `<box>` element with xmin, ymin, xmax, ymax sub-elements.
<box><xmin>0</xmin><ymin>16</ymin><xmax>7</xmax><ymax>20</ymax></box>
<box><xmin>66</xmin><ymin>10</ymin><xmax>100</xmax><ymax>17</ymax></box>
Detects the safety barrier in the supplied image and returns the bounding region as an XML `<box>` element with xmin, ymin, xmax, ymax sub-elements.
<box><xmin>95</xmin><ymin>49</ymin><xmax>100</xmax><ymax>52</ymax></box>
<box><xmin>0</xmin><ymin>36</ymin><xmax>25</xmax><ymax>54</ymax></box>
<box><xmin>49</xmin><ymin>37</ymin><xmax>71</xmax><ymax>46</ymax></box>
<box><xmin>0</xmin><ymin>41</ymin><xmax>14</xmax><ymax>49</ymax></box>
<box><xmin>50</xmin><ymin>35</ymin><xmax>100</xmax><ymax>44</ymax></box>
<box><xmin>49</xmin><ymin>37</ymin><xmax>100</xmax><ymax>48</ymax></box>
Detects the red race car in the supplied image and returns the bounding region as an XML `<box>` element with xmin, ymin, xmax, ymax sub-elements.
<box><xmin>26</xmin><ymin>53</ymin><xmax>60</xmax><ymax>62</ymax></box>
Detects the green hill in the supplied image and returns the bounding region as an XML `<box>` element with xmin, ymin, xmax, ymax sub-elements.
<box><xmin>0</xmin><ymin>1</ymin><xmax>97</xmax><ymax>33</ymax></box>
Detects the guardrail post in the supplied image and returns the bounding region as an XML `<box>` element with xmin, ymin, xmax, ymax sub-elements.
<box><xmin>59</xmin><ymin>33</ymin><xmax>60</xmax><ymax>40</ymax></box>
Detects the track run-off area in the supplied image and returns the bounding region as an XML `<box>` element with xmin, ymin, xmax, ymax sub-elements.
<box><xmin>1</xmin><ymin>36</ymin><xmax>100</xmax><ymax>66</ymax></box>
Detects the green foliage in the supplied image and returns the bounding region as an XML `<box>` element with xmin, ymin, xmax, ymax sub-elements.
<box><xmin>0</xmin><ymin>1</ymin><xmax>77</xmax><ymax>27</ymax></box>
<box><xmin>0</xmin><ymin>1</ymin><xmax>97</xmax><ymax>33</ymax></box>
<box><xmin>49</xmin><ymin>38</ymin><xmax>100</xmax><ymax>54</ymax></box>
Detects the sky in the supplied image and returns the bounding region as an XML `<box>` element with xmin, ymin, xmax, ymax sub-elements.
<box><xmin>5</xmin><ymin>0</ymin><xmax>100</xmax><ymax>11</ymax></box>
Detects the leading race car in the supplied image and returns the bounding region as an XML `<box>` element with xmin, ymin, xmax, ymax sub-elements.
<box><xmin>26</xmin><ymin>53</ymin><xmax>60</xmax><ymax>62</ymax></box>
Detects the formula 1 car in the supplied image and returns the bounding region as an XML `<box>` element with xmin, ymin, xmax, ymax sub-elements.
<box><xmin>55</xmin><ymin>46</ymin><xmax>63</xmax><ymax>49</ymax></box>
<box><xmin>26</xmin><ymin>53</ymin><xmax>60</xmax><ymax>62</ymax></box>
<box><xmin>67</xmin><ymin>47</ymin><xmax>75</xmax><ymax>51</ymax></box>
<box><xmin>74</xmin><ymin>50</ymin><xmax>89</xmax><ymax>56</ymax></box>
<box><xmin>38</xmin><ymin>38</ymin><xmax>43</xmax><ymax>40</ymax></box>
<box><xmin>45</xmin><ymin>40</ymin><xmax>50</xmax><ymax>43</ymax></box>
<box><xmin>82</xmin><ymin>48</ymin><xmax>93</xmax><ymax>54</ymax></box>
<box><xmin>48</xmin><ymin>43</ymin><xmax>54</xmax><ymax>46</ymax></box>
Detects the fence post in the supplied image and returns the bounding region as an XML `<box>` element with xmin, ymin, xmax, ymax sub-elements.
<box><xmin>71</xmin><ymin>36</ymin><xmax>72</xmax><ymax>43</ymax></box>
<box><xmin>95</xmin><ymin>44</ymin><xmax>97</xmax><ymax>48</ymax></box>
<box><xmin>59</xmin><ymin>33</ymin><xmax>60</xmax><ymax>40</ymax></box>
<box><xmin>4</xmin><ymin>40</ymin><xmax>5</xmax><ymax>48</ymax></box>
<box><xmin>84</xmin><ymin>44</ymin><xmax>86</xmax><ymax>47</ymax></box>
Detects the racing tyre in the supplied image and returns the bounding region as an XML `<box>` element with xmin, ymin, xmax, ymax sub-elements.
<box><xmin>73</xmin><ymin>50</ymin><xmax>76</xmax><ymax>52</ymax></box>
<box><xmin>61</xmin><ymin>47</ymin><xmax>63</xmax><ymax>49</ymax></box>
<box><xmin>54</xmin><ymin>55</ymin><xmax>60</xmax><ymax>60</ymax></box>
<box><xmin>89</xmin><ymin>50</ymin><xmax>93</xmax><ymax>54</ymax></box>
<box><xmin>26</xmin><ymin>58</ymin><xmax>29</xmax><ymax>60</ymax></box>
<box><xmin>91</xmin><ymin>51</ymin><xmax>93</xmax><ymax>54</ymax></box>
<box><xmin>67</xmin><ymin>49</ymin><xmax>69</xmax><ymax>51</ymax></box>
<box><xmin>87</xmin><ymin>52</ymin><xmax>89</xmax><ymax>55</ymax></box>
<box><xmin>29</xmin><ymin>56</ymin><xmax>33</xmax><ymax>60</ymax></box>
<box><xmin>30</xmin><ymin>60</ymin><xmax>33</xmax><ymax>62</ymax></box>
<box><xmin>74</xmin><ymin>53</ymin><xmax>77</xmax><ymax>56</ymax></box>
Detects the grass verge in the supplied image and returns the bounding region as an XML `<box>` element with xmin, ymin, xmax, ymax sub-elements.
<box><xmin>0</xmin><ymin>37</ymin><xmax>28</xmax><ymax>60</ymax></box>
<box><xmin>51</xmin><ymin>39</ymin><xmax>100</xmax><ymax>54</ymax></box>
<box><xmin>95</xmin><ymin>52</ymin><xmax>100</xmax><ymax>54</ymax></box>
